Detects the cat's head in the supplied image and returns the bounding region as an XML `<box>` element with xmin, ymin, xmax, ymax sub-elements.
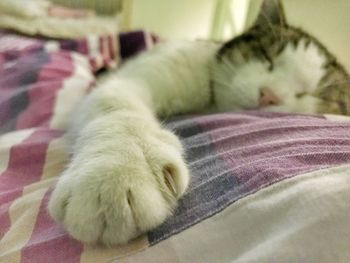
<box><xmin>212</xmin><ymin>0</ymin><xmax>350</xmax><ymax>114</ymax></box>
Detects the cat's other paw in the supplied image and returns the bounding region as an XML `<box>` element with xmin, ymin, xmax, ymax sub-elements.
<box><xmin>48</xmin><ymin>123</ymin><xmax>189</xmax><ymax>245</ymax></box>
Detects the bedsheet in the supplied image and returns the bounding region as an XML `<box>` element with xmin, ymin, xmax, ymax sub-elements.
<box><xmin>0</xmin><ymin>30</ymin><xmax>350</xmax><ymax>263</ymax></box>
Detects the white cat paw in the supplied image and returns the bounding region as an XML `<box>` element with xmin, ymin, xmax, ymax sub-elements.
<box><xmin>48</xmin><ymin>123</ymin><xmax>189</xmax><ymax>245</ymax></box>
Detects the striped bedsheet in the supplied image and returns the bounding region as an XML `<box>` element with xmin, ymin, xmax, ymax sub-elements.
<box><xmin>1</xmin><ymin>30</ymin><xmax>350</xmax><ymax>262</ymax></box>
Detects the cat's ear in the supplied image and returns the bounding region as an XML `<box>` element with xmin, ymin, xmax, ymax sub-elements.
<box><xmin>253</xmin><ymin>0</ymin><xmax>287</xmax><ymax>28</ymax></box>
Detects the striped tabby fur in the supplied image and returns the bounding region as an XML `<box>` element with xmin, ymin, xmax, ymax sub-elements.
<box><xmin>216</xmin><ymin>0</ymin><xmax>350</xmax><ymax>115</ymax></box>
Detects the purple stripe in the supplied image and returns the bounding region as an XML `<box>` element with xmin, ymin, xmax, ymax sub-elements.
<box><xmin>119</xmin><ymin>31</ymin><xmax>154</xmax><ymax>60</ymax></box>
<box><xmin>148</xmin><ymin>117</ymin><xmax>237</xmax><ymax>243</ymax></box>
<box><xmin>0</xmin><ymin>52</ymin><xmax>50</xmax><ymax>134</ymax></box>
<box><xmin>148</xmin><ymin>112</ymin><xmax>350</xmax><ymax>244</ymax></box>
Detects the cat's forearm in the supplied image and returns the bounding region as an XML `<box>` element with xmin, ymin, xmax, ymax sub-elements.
<box><xmin>50</xmin><ymin>77</ymin><xmax>191</xmax><ymax>246</ymax></box>
<box><xmin>67</xmin><ymin>41</ymin><xmax>219</xmax><ymax>148</ymax></box>
<box><xmin>66</xmin><ymin>79</ymin><xmax>156</xmax><ymax>150</ymax></box>
<box><xmin>116</xmin><ymin>41</ymin><xmax>220</xmax><ymax>117</ymax></box>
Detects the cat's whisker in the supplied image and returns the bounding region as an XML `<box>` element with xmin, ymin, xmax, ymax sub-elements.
<box><xmin>218</xmin><ymin>57</ymin><xmax>238</xmax><ymax>73</ymax></box>
<box><xmin>232</xmin><ymin>79</ymin><xmax>257</xmax><ymax>105</ymax></box>
<box><xmin>319</xmin><ymin>79</ymin><xmax>350</xmax><ymax>89</ymax></box>
<box><xmin>213</xmin><ymin>73</ymin><xmax>257</xmax><ymax>109</ymax></box>
<box><xmin>212</xmin><ymin>71</ymin><xmax>233</xmax><ymax>86</ymax></box>
<box><xmin>212</xmin><ymin>79</ymin><xmax>232</xmax><ymax>89</ymax></box>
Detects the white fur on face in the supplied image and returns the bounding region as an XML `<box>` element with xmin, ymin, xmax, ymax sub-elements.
<box><xmin>213</xmin><ymin>40</ymin><xmax>328</xmax><ymax>114</ymax></box>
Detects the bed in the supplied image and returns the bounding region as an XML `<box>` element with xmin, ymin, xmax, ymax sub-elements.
<box><xmin>0</xmin><ymin>2</ymin><xmax>350</xmax><ymax>263</ymax></box>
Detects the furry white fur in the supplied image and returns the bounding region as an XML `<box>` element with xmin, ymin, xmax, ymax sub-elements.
<box><xmin>48</xmin><ymin>39</ymin><xmax>327</xmax><ymax>245</ymax></box>
<box><xmin>0</xmin><ymin>0</ymin><xmax>118</xmax><ymax>39</ymax></box>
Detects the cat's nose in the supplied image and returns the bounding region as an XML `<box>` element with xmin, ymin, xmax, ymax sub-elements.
<box><xmin>259</xmin><ymin>87</ymin><xmax>280</xmax><ymax>107</ymax></box>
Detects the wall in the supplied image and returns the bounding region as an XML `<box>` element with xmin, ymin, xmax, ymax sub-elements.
<box><xmin>247</xmin><ymin>0</ymin><xmax>350</xmax><ymax>72</ymax></box>
<box><xmin>283</xmin><ymin>0</ymin><xmax>350</xmax><ymax>71</ymax></box>
<box><xmin>130</xmin><ymin>0</ymin><xmax>215</xmax><ymax>39</ymax></box>
<box><xmin>130</xmin><ymin>0</ymin><xmax>350</xmax><ymax>71</ymax></box>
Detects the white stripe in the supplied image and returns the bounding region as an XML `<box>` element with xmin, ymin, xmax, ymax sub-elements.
<box><xmin>87</xmin><ymin>34</ymin><xmax>100</xmax><ymax>57</ymax></box>
<box><xmin>80</xmin><ymin>236</ymin><xmax>148</xmax><ymax>263</ymax></box>
<box><xmin>44</xmin><ymin>41</ymin><xmax>60</xmax><ymax>53</ymax></box>
<box><xmin>49</xmin><ymin>53</ymin><xmax>94</xmax><ymax>130</ymax></box>
<box><xmin>102</xmin><ymin>36</ymin><xmax>109</xmax><ymax>59</ymax></box>
<box><xmin>0</xmin><ymin>129</ymin><xmax>34</xmax><ymax>175</ymax></box>
<box><xmin>144</xmin><ymin>32</ymin><xmax>154</xmax><ymax>50</ymax></box>
<box><xmin>324</xmin><ymin>114</ymin><xmax>350</xmax><ymax>122</ymax></box>
<box><xmin>87</xmin><ymin>34</ymin><xmax>104</xmax><ymax>70</ymax></box>
<box><xmin>41</xmin><ymin>137</ymin><xmax>68</xmax><ymax>180</ymax></box>
<box><xmin>0</xmin><ymin>185</ymin><xmax>51</xmax><ymax>262</ymax></box>
<box><xmin>110</xmin><ymin>34</ymin><xmax>119</xmax><ymax>68</ymax></box>
<box><xmin>0</xmin><ymin>134</ymin><xmax>63</xmax><ymax>261</ymax></box>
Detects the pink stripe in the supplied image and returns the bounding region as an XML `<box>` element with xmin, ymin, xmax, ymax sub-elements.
<box><xmin>98</xmin><ymin>36</ymin><xmax>106</xmax><ymax>69</ymax></box>
<box><xmin>101</xmin><ymin>36</ymin><xmax>111</xmax><ymax>66</ymax></box>
<box><xmin>16</xmin><ymin>52</ymin><xmax>74</xmax><ymax>129</ymax></box>
<box><xmin>0</xmin><ymin>89</ymin><xmax>12</xmax><ymax>125</ymax></box>
<box><xmin>21</xmin><ymin>189</ymin><xmax>84</xmax><ymax>263</ymax></box>
<box><xmin>108</xmin><ymin>35</ymin><xmax>116</xmax><ymax>61</ymax></box>
<box><xmin>89</xmin><ymin>57</ymin><xmax>98</xmax><ymax>72</ymax></box>
<box><xmin>99</xmin><ymin>36</ymin><xmax>104</xmax><ymax>59</ymax></box>
<box><xmin>77</xmin><ymin>39</ymin><xmax>89</xmax><ymax>55</ymax></box>
<box><xmin>0</xmin><ymin>54</ymin><xmax>5</xmax><ymax>73</ymax></box>
<box><xmin>106</xmin><ymin>36</ymin><xmax>113</xmax><ymax>65</ymax></box>
<box><xmin>0</xmin><ymin>129</ymin><xmax>62</xmax><ymax>238</ymax></box>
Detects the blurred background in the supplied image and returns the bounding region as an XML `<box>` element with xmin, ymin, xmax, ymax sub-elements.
<box><xmin>129</xmin><ymin>0</ymin><xmax>350</xmax><ymax>71</ymax></box>
<box><xmin>2</xmin><ymin>0</ymin><xmax>349</xmax><ymax>70</ymax></box>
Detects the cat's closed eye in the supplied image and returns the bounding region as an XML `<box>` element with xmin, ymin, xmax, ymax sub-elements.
<box><xmin>260</xmin><ymin>47</ymin><xmax>274</xmax><ymax>71</ymax></box>
<box><xmin>296</xmin><ymin>92</ymin><xmax>307</xmax><ymax>98</ymax></box>
<box><xmin>267</xmin><ymin>61</ymin><xmax>274</xmax><ymax>71</ymax></box>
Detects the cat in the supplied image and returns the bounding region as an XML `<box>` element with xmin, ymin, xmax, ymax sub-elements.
<box><xmin>48</xmin><ymin>0</ymin><xmax>350</xmax><ymax>245</ymax></box>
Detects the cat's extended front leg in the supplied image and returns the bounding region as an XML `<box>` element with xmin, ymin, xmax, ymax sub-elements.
<box><xmin>48</xmin><ymin>85</ymin><xmax>189</xmax><ymax>245</ymax></box>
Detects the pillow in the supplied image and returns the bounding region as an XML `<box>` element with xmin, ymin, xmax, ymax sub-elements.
<box><xmin>50</xmin><ymin>0</ymin><xmax>124</xmax><ymax>15</ymax></box>
<box><xmin>0</xmin><ymin>0</ymin><xmax>119</xmax><ymax>39</ymax></box>
<box><xmin>0</xmin><ymin>0</ymin><xmax>50</xmax><ymax>18</ymax></box>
